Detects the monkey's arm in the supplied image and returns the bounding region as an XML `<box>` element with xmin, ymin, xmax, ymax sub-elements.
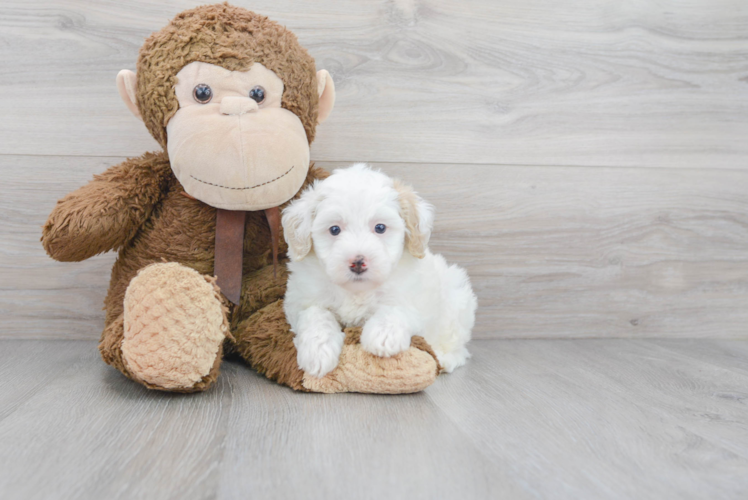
<box><xmin>42</xmin><ymin>152</ymin><xmax>172</xmax><ymax>262</ymax></box>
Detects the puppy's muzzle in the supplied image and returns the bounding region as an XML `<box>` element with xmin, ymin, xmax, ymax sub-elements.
<box><xmin>349</xmin><ymin>255</ymin><xmax>367</xmax><ymax>275</ymax></box>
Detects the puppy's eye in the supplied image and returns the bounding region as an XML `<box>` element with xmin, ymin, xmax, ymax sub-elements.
<box><xmin>374</xmin><ymin>224</ymin><xmax>386</xmax><ymax>234</ymax></box>
<box><xmin>193</xmin><ymin>84</ymin><xmax>212</xmax><ymax>103</ymax></box>
<box><xmin>249</xmin><ymin>86</ymin><xmax>265</xmax><ymax>103</ymax></box>
<box><xmin>329</xmin><ymin>226</ymin><xmax>341</xmax><ymax>236</ymax></box>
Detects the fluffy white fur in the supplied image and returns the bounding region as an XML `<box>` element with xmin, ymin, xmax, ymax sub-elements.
<box><xmin>282</xmin><ymin>164</ymin><xmax>477</xmax><ymax>378</ymax></box>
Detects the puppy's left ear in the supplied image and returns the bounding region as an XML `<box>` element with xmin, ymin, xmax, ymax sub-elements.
<box><xmin>394</xmin><ymin>180</ymin><xmax>434</xmax><ymax>259</ymax></box>
<box><xmin>282</xmin><ymin>184</ymin><xmax>320</xmax><ymax>261</ymax></box>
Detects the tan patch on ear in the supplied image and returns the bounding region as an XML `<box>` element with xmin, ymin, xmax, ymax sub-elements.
<box><xmin>394</xmin><ymin>179</ymin><xmax>426</xmax><ymax>258</ymax></box>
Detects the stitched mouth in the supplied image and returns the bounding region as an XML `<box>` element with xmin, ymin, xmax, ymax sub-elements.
<box><xmin>190</xmin><ymin>165</ymin><xmax>294</xmax><ymax>190</ymax></box>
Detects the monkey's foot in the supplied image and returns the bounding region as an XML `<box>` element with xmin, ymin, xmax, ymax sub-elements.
<box><xmin>301</xmin><ymin>328</ymin><xmax>441</xmax><ymax>394</ymax></box>
<box><xmin>121</xmin><ymin>262</ymin><xmax>228</xmax><ymax>391</ymax></box>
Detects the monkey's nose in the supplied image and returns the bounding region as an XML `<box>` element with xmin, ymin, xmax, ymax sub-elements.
<box><xmin>220</xmin><ymin>96</ymin><xmax>259</xmax><ymax>116</ymax></box>
<box><xmin>349</xmin><ymin>255</ymin><xmax>367</xmax><ymax>275</ymax></box>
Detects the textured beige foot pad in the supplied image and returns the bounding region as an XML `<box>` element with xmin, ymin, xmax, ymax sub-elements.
<box><xmin>122</xmin><ymin>262</ymin><xmax>228</xmax><ymax>390</ymax></box>
<box><xmin>302</xmin><ymin>341</ymin><xmax>439</xmax><ymax>394</ymax></box>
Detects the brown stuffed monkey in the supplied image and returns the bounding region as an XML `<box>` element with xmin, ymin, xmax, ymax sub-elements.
<box><xmin>41</xmin><ymin>3</ymin><xmax>439</xmax><ymax>394</ymax></box>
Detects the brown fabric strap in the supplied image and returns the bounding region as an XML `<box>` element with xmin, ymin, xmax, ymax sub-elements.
<box><xmin>214</xmin><ymin>209</ymin><xmax>247</xmax><ymax>305</ymax></box>
<box><xmin>264</xmin><ymin>206</ymin><xmax>280</xmax><ymax>278</ymax></box>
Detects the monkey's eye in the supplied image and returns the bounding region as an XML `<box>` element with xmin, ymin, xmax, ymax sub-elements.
<box><xmin>249</xmin><ymin>86</ymin><xmax>265</xmax><ymax>103</ymax></box>
<box><xmin>329</xmin><ymin>226</ymin><xmax>341</xmax><ymax>236</ymax></box>
<box><xmin>193</xmin><ymin>84</ymin><xmax>212</xmax><ymax>103</ymax></box>
<box><xmin>374</xmin><ymin>224</ymin><xmax>386</xmax><ymax>234</ymax></box>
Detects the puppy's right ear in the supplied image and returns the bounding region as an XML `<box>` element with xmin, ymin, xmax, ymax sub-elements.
<box><xmin>282</xmin><ymin>185</ymin><xmax>319</xmax><ymax>261</ymax></box>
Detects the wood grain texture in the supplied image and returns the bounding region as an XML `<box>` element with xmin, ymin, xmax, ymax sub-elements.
<box><xmin>0</xmin><ymin>156</ymin><xmax>118</xmax><ymax>340</ymax></box>
<box><xmin>329</xmin><ymin>161</ymin><xmax>748</xmax><ymax>339</ymax></box>
<box><xmin>4</xmin><ymin>155</ymin><xmax>747</xmax><ymax>340</ymax></box>
<box><xmin>0</xmin><ymin>338</ymin><xmax>746</xmax><ymax>499</ymax></box>
<box><xmin>2</xmin><ymin>3</ymin><xmax>746</xmax><ymax>496</ymax></box>
<box><xmin>0</xmin><ymin>0</ymin><xmax>746</xmax><ymax>167</ymax></box>
<box><xmin>426</xmin><ymin>338</ymin><xmax>748</xmax><ymax>500</ymax></box>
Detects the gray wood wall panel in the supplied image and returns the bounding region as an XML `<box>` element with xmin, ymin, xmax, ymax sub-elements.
<box><xmin>0</xmin><ymin>0</ymin><xmax>746</xmax><ymax>168</ymax></box>
<box><xmin>0</xmin><ymin>0</ymin><xmax>746</xmax><ymax>340</ymax></box>
<box><xmin>3</xmin><ymin>155</ymin><xmax>746</xmax><ymax>340</ymax></box>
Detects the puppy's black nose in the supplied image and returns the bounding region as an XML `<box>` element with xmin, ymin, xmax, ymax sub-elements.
<box><xmin>350</xmin><ymin>255</ymin><xmax>367</xmax><ymax>275</ymax></box>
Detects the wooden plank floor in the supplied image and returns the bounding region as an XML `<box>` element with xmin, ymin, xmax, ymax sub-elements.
<box><xmin>1</xmin><ymin>339</ymin><xmax>747</xmax><ymax>500</ymax></box>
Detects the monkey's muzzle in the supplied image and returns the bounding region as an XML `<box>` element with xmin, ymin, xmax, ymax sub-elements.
<box><xmin>167</xmin><ymin>104</ymin><xmax>310</xmax><ymax>211</ymax></box>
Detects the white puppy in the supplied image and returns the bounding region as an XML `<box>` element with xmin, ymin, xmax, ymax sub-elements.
<box><xmin>282</xmin><ymin>164</ymin><xmax>477</xmax><ymax>378</ymax></box>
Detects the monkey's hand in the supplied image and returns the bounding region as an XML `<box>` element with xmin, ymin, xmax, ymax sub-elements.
<box><xmin>42</xmin><ymin>152</ymin><xmax>172</xmax><ymax>262</ymax></box>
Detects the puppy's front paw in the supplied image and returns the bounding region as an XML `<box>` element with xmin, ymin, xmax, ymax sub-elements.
<box><xmin>294</xmin><ymin>328</ymin><xmax>344</xmax><ymax>378</ymax></box>
<box><xmin>361</xmin><ymin>316</ymin><xmax>412</xmax><ymax>358</ymax></box>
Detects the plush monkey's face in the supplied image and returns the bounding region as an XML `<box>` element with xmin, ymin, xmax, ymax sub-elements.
<box><xmin>164</xmin><ymin>61</ymin><xmax>313</xmax><ymax>210</ymax></box>
<box><xmin>116</xmin><ymin>9</ymin><xmax>336</xmax><ymax>212</ymax></box>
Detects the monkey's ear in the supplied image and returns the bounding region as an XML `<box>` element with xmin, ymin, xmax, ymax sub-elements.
<box><xmin>316</xmin><ymin>70</ymin><xmax>336</xmax><ymax>125</ymax></box>
<box><xmin>394</xmin><ymin>180</ymin><xmax>434</xmax><ymax>259</ymax></box>
<box><xmin>116</xmin><ymin>70</ymin><xmax>142</xmax><ymax>120</ymax></box>
<box><xmin>281</xmin><ymin>184</ymin><xmax>320</xmax><ymax>261</ymax></box>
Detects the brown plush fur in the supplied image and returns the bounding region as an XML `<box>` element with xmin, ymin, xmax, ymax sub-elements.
<box><xmin>45</xmin><ymin>156</ymin><xmax>326</xmax><ymax>392</ymax></box>
<box><xmin>42</xmin><ymin>152</ymin><xmax>172</xmax><ymax>262</ymax></box>
<box><xmin>136</xmin><ymin>3</ymin><xmax>319</xmax><ymax>149</ymax></box>
<box><xmin>41</xmin><ymin>4</ymin><xmax>440</xmax><ymax>393</ymax></box>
